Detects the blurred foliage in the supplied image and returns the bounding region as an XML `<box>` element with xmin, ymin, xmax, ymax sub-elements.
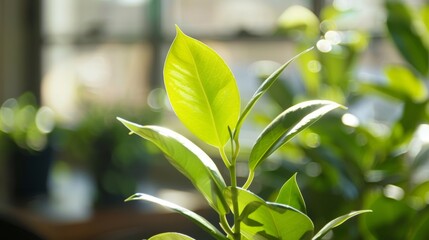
<box><xmin>248</xmin><ymin>1</ymin><xmax>429</xmax><ymax>239</ymax></box>
<box><xmin>0</xmin><ymin>92</ymin><xmax>163</xmax><ymax>206</ymax></box>
<box><xmin>51</xmin><ymin>104</ymin><xmax>163</xmax><ymax>206</ymax></box>
<box><xmin>0</xmin><ymin>92</ymin><xmax>55</xmax><ymax>152</ymax></box>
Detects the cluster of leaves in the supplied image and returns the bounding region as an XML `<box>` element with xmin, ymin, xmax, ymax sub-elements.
<box><xmin>118</xmin><ymin>26</ymin><xmax>370</xmax><ymax>240</ymax></box>
<box><xmin>263</xmin><ymin>1</ymin><xmax>429</xmax><ymax>239</ymax></box>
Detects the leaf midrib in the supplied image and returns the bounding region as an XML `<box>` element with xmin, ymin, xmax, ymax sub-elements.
<box><xmin>183</xmin><ymin>36</ymin><xmax>222</xmax><ymax>146</ymax></box>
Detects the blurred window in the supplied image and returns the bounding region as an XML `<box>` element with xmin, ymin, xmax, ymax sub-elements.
<box><xmin>40</xmin><ymin>0</ymin><xmax>425</xmax><ymax>125</ymax></box>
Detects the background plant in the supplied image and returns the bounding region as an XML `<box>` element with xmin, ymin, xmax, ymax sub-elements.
<box><xmin>250</xmin><ymin>1</ymin><xmax>429</xmax><ymax>239</ymax></box>
<box><xmin>118</xmin><ymin>26</ymin><xmax>370</xmax><ymax>240</ymax></box>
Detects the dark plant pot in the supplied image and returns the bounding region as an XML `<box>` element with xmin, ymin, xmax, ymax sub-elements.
<box><xmin>9</xmin><ymin>141</ymin><xmax>53</xmax><ymax>205</ymax></box>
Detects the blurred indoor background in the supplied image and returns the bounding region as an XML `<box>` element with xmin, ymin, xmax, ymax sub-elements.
<box><xmin>1</xmin><ymin>0</ymin><xmax>429</xmax><ymax>239</ymax></box>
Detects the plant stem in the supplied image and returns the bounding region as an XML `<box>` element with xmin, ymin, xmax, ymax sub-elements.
<box><xmin>220</xmin><ymin>144</ymin><xmax>241</xmax><ymax>239</ymax></box>
<box><xmin>230</xmin><ymin>163</ymin><xmax>241</xmax><ymax>240</ymax></box>
<box><xmin>231</xmin><ymin>135</ymin><xmax>241</xmax><ymax>239</ymax></box>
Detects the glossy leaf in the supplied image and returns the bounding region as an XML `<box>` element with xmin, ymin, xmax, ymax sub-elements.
<box><xmin>312</xmin><ymin>210</ymin><xmax>372</xmax><ymax>240</ymax></box>
<box><xmin>275</xmin><ymin>173</ymin><xmax>306</xmax><ymax>213</ymax></box>
<box><xmin>149</xmin><ymin>232</ymin><xmax>195</xmax><ymax>240</ymax></box>
<box><xmin>234</xmin><ymin>47</ymin><xmax>313</xmax><ymax>141</ymax></box>
<box><xmin>225</xmin><ymin>187</ymin><xmax>313</xmax><ymax>240</ymax></box>
<box><xmin>249</xmin><ymin>100</ymin><xmax>343</xmax><ymax>171</ymax></box>
<box><xmin>386</xmin><ymin>1</ymin><xmax>429</xmax><ymax>76</ymax></box>
<box><xmin>117</xmin><ymin>118</ymin><xmax>228</xmax><ymax>214</ymax></box>
<box><xmin>164</xmin><ymin>26</ymin><xmax>240</xmax><ymax>147</ymax></box>
<box><xmin>126</xmin><ymin>194</ymin><xmax>225</xmax><ymax>240</ymax></box>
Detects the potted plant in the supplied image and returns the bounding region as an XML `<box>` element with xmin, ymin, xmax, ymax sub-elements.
<box><xmin>116</xmin><ymin>26</ymin><xmax>371</xmax><ymax>239</ymax></box>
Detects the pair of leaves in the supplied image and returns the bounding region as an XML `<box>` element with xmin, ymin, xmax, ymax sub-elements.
<box><xmin>224</xmin><ymin>187</ymin><xmax>313</xmax><ymax>240</ymax></box>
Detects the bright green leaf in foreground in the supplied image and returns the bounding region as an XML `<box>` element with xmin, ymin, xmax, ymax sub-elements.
<box><xmin>164</xmin><ymin>26</ymin><xmax>240</xmax><ymax>148</ymax></box>
<box><xmin>127</xmin><ymin>194</ymin><xmax>226</xmax><ymax>240</ymax></box>
<box><xmin>225</xmin><ymin>188</ymin><xmax>314</xmax><ymax>240</ymax></box>
<box><xmin>117</xmin><ymin>118</ymin><xmax>228</xmax><ymax>214</ymax></box>
<box><xmin>249</xmin><ymin>100</ymin><xmax>344</xmax><ymax>172</ymax></box>
<box><xmin>275</xmin><ymin>173</ymin><xmax>306</xmax><ymax>213</ymax></box>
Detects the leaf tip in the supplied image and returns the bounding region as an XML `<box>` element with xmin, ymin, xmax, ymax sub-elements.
<box><xmin>117</xmin><ymin>116</ymin><xmax>130</xmax><ymax>126</ymax></box>
<box><xmin>124</xmin><ymin>193</ymin><xmax>142</xmax><ymax>202</ymax></box>
<box><xmin>175</xmin><ymin>24</ymin><xmax>183</xmax><ymax>35</ymax></box>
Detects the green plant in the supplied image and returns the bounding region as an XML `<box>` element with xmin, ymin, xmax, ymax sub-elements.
<box><xmin>117</xmin><ymin>26</ymin><xmax>370</xmax><ymax>240</ymax></box>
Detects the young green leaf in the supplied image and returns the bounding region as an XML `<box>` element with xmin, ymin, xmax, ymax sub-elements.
<box><xmin>275</xmin><ymin>173</ymin><xmax>306</xmax><ymax>213</ymax></box>
<box><xmin>117</xmin><ymin>117</ymin><xmax>229</xmax><ymax>214</ymax></box>
<box><xmin>164</xmin><ymin>26</ymin><xmax>240</xmax><ymax>148</ymax></box>
<box><xmin>249</xmin><ymin>100</ymin><xmax>344</xmax><ymax>172</ymax></box>
<box><xmin>149</xmin><ymin>232</ymin><xmax>195</xmax><ymax>240</ymax></box>
<box><xmin>126</xmin><ymin>194</ymin><xmax>226</xmax><ymax>240</ymax></box>
<box><xmin>312</xmin><ymin>210</ymin><xmax>372</xmax><ymax>240</ymax></box>
<box><xmin>234</xmin><ymin>47</ymin><xmax>313</xmax><ymax>141</ymax></box>
<box><xmin>225</xmin><ymin>187</ymin><xmax>314</xmax><ymax>240</ymax></box>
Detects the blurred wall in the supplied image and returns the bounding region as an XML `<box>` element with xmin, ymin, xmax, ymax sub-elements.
<box><xmin>0</xmin><ymin>0</ymin><xmax>41</xmax><ymax>103</ymax></box>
